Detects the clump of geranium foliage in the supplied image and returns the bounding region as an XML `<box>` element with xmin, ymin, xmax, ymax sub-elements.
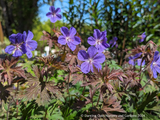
<box><xmin>0</xmin><ymin>6</ymin><xmax>160</xmax><ymax>120</ymax></box>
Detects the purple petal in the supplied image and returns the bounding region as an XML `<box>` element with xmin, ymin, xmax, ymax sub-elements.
<box><xmin>5</xmin><ymin>45</ymin><xmax>15</xmax><ymax>54</ymax></box>
<box><xmin>13</xmin><ymin>49</ymin><xmax>23</xmax><ymax>57</ymax></box>
<box><xmin>150</xmin><ymin>62</ymin><xmax>153</xmax><ymax>70</ymax></box>
<box><xmin>87</xmin><ymin>36</ymin><xmax>96</xmax><ymax>45</ymax></box>
<box><xmin>116</xmin><ymin>44</ymin><xmax>118</xmax><ymax>48</ymax></box>
<box><xmin>26</xmin><ymin>30</ymin><xmax>34</xmax><ymax>41</ymax></box>
<box><xmin>23</xmin><ymin>31</ymin><xmax>27</xmax><ymax>39</ymax></box>
<box><xmin>50</xmin><ymin>17</ymin><xmax>58</xmax><ymax>23</ymax></box>
<box><xmin>90</xmin><ymin>64</ymin><xmax>94</xmax><ymax>72</ymax></box>
<box><xmin>137</xmin><ymin>59</ymin><xmax>145</xmax><ymax>66</ymax></box>
<box><xmin>139</xmin><ymin>38</ymin><xmax>144</xmax><ymax>43</ymax></box>
<box><xmin>93</xmin><ymin>29</ymin><xmax>101</xmax><ymax>39</ymax></box>
<box><xmin>153</xmin><ymin>51</ymin><xmax>159</xmax><ymax>61</ymax></box>
<box><xmin>58</xmin><ymin>36</ymin><xmax>67</xmax><ymax>45</ymax></box>
<box><xmin>55</xmin><ymin>8</ymin><xmax>61</xmax><ymax>13</ymax></box>
<box><xmin>152</xmin><ymin>68</ymin><xmax>157</xmax><ymax>78</ymax></box>
<box><xmin>133</xmin><ymin>53</ymin><xmax>142</xmax><ymax>59</ymax></box>
<box><xmin>67</xmin><ymin>42</ymin><xmax>76</xmax><ymax>51</ymax></box>
<box><xmin>128</xmin><ymin>56</ymin><xmax>133</xmax><ymax>60</ymax></box>
<box><xmin>60</xmin><ymin>27</ymin><xmax>69</xmax><ymax>37</ymax></box>
<box><xmin>81</xmin><ymin>62</ymin><xmax>91</xmax><ymax>73</ymax></box>
<box><xmin>21</xmin><ymin>43</ymin><xmax>27</xmax><ymax>53</ymax></box>
<box><xmin>102</xmin><ymin>30</ymin><xmax>107</xmax><ymax>37</ymax></box>
<box><xmin>56</xmin><ymin>14</ymin><xmax>62</xmax><ymax>20</ymax></box>
<box><xmin>137</xmin><ymin>59</ymin><xmax>141</xmax><ymax>66</ymax></box>
<box><xmin>109</xmin><ymin>40</ymin><xmax>114</xmax><ymax>45</ymax></box>
<box><xmin>16</xmin><ymin>33</ymin><xmax>25</xmax><ymax>43</ymax></box>
<box><xmin>157</xmin><ymin>58</ymin><xmax>160</xmax><ymax>63</ymax></box>
<box><xmin>99</xmin><ymin>32</ymin><xmax>106</xmax><ymax>41</ymax></box>
<box><xmin>113</xmin><ymin>37</ymin><xmax>118</xmax><ymax>41</ymax></box>
<box><xmin>93</xmin><ymin>62</ymin><xmax>102</xmax><ymax>71</ymax></box>
<box><xmin>26</xmin><ymin>40</ymin><xmax>37</xmax><ymax>51</ymax></box>
<box><xmin>142</xmin><ymin>32</ymin><xmax>146</xmax><ymax>39</ymax></box>
<box><xmin>95</xmin><ymin>44</ymin><xmax>106</xmax><ymax>53</ymax></box>
<box><xmin>46</xmin><ymin>12</ymin><xmax>52</xmax><ymax>18</ymax></box>
<box><xmin>129</xmin><ymin>59</ymin><xmax>135</xmax><ymax>66</ymax></box>
<box><xmin>102</xmin><ymin>42</ymin><xmax>110</xmax><ymax>48</ymax></box>
<box><xmin>69</xmin><ymin>27</ymin><xmax>77</xmax><ymax>37</ymax></box>
<box><xmin>49</xmin><ymin>6</ymin><xmax>55</xmax><ymax>13</ymax></box>
<box><xmin>72</xmin><ymin>36</ymin><xmax>81</xmax><ymax>45</ymax></box>
<box><xmin>87</xmin><ymin>46</ymin><xmax>97</xmax><ymax>58</ymax></box>
<box><xmin>111</xmin><ymin>42</ymin><xmax>116</xmax><ymax>48</ymax></box>
<box><xmin>26</xmin><ymin>50</ymin><xmax>32</xmax><ymax>58</ymax></box>
<box><xmin>155</xmin><ymin>66</ymin><xmax>160</xmax><ymax>73</ymax></box>
<box><xmin>9</xmin><ymin>34</ymin><xmax>17</xmax><ymax>44</ymax></box>
<box><xmin>77</xmin><ymin>50</ymin><xmax>89</xmax><ymax>61</ymax></box>
<box><xmin>93</xmin><ymin>53</ymin><xmax>105</xmax><ymax>63</ymax></box>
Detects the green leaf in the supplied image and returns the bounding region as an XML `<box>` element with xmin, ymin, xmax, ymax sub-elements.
<box><xmin>133</xmin><ymin>21</ymin><xmax>141</xmax><ymax>28</ymax></box>
<box><xmin>154</xmin><ymin>24</ymin><xmax>160</xmax><ymax>29</ymax></box>
<box><xmin>137</xmin><ymin>91</ymin><xmax>158</xmax><ymax>113</ymax></box>
<box><xmin>145</xmin><ymin>105</ymin><xmax>160</xmax><ymax>112</ymax></box>
<box><xmin>69</xmin><ymin>0</ymin><xmax>73</xmax><ymax>4</ymax></box>
<box><xmin>146</xmin><ymin>34</ymin><xmax>154</xmax><ymax>41</ymax></box>
<box><xmin>3</xmin><ymin>103</ymin><xmax>8</xmax><ymax>111</ymax></box>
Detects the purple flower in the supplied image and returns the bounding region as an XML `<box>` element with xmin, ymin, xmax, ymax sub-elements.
<box><xmin>87</xmin><ymin>29</ymin><xmax>110</xmax><ymax>52</ymax></box>
<box><xmin>23</xmin><ymin>30</ymin><xmax>38</xmax><ymax>58</ymax></box>
<box><xmin>138</xmin><ymin>32</ymin><xmax>146</xmax><ymax>43</ymax></box>
<box><xmin>150</xmin><ymin>51</ymin><xmax>160</xmax><ymax>78</ymax></box>
<box><xmin>58</xmin><ymin>27</ymin><xmax>81</xmax><ymax>51</ymax></box>
<box><xmin>46</xmin><ymin>6</ymin><xmax>62</xmax><ymax>23</ymax></box>
<box><xmin>129</xmin><ymin>53</ymin><xmax>145</xmax><ymax>66</ymax></box>
<box><xmin>5</xmin><ymin>33</ymin><xmax>26</xmax><ymax>57</ymax></box>
<box><xmin>109</xmin><ymin>37</ymin><xmax>118</xmax><ymax>48</ymax></box>
<box><xmin>77</xmin><ymin>46</ymin><xmax>105</xmax><ymax>73</ymax></box>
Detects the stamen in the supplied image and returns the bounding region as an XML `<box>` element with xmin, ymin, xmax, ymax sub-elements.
<box><xmin>66</xmin><ymin>37</ymin><xmax>71</xmax><ymax>42</ymax></box>
<box><xmin>96</xmin><ymin>39</ymin><xmax>101</xmax><ymax>45</ymax></box>
<box><xmin>153</xmin><ymin>62</ymin><xmax>157</xmax><ymax>66</ymax></box>
<box><xmin>52</xmin><ymin>13</ymin><xmax>56</xmax><ymax>17</ymax></box>
<box><xmin>88</xmin><ymin>58</ymin><xmax>93</xmax><ymax>64</ymax></box>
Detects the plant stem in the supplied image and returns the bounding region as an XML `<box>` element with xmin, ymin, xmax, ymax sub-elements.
<box><xmin>6</xmin><ymin>99</ymin><xmax>12</xmax><ymax>120</ymax></box>
<box><xmin>96</xmin><ymin>93</ymin><xmax>101</xmax><ymax>107</ymax></box>
<box><xmin>67</xmin><ymin>70</ymin><xmax>71</xmax><ymax>103</ymax></box>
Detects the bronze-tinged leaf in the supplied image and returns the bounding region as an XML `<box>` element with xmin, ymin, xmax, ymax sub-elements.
<box><xmin>82</xmin><ymin>74</ymin><xmax>101</xmax><ymax>87</ymax></box>
<box><xmin>37</xmin><ymin>56</ymin><xmax>67</xmax><ymax>70</ymax></box>
<box><xmin>71</xmin><ymin>99</ymin><xmax>86</xmax><ymax>110</ymax></box>
<box><xmin>123</xmin><ymin>70</ymin><xmax>140</xmax><ymax>89</ymax></box>
<box><xmin>40</xmin><ymin>30</ymin><xmax>61</xmax><ymax>49</ymax></box>
<box><xmin>52</xmin><ymin>28</ymin><xmax>61</xmax><ymax>37</ymax></box>
<box><xmin>103</xmin><ymin>95</ymin><xmax>117</xmax><ymax>105</ymax></box>
<box><xmin>0</xmin><ymin>82</ymin><xmax>10</xmax><ymax>103</ymax></box>
<box><xmin>0</xmin><ymin>57</ymin><xmax>26</xmax><ymax>85</ymax></box>
<box><xmin>103</xmin><ymin>50</ymin><xmax>111</xmax><ymax>59</ymax></box>
<box><xmin>102</xmin><ymin>65</ymin><xmax>126</xmax><ymax>87</ymax></box>
<box><xmin>102</xmin><ymin>95</ymin><xmax>126</xmax><ymax>114</ymax></box>
<box><xmin>23</xmin><ymin>66</ymin><xmax>63</xmax><ymax>105</ymax></box>
<box><xmin>71</xmin><ymin>73</ymin><xmax>83</xmax><ymax>85</ymax></box>
<box><xmin>124</xmin><ymin>42</ymin><xmax>157</xmax><ymax>66</ymax></box>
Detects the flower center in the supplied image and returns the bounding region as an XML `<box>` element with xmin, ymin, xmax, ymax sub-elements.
<box><xmin>66</xmin><ymin>37</ymin><xmax>71</xmax><ymax>42</ymax></box>
<box><xmin>12</xmin><ymin>44</ymin><xmax>22</xmax><ymax>54</ymax></box>
<box><xmin>153</xmin><ymin>62</ymin><xmax>157</xmax><ymax>66</ymax></box>
<box><xmin>16</xmin><ymin>44</ymin><xmax>21</xmax><ymax>50</ymax></box>
<box><xmin>52</xmin><ymin>13</ymin><xmax>56</xmax><ymax>17</ymax></box>
<box><xmin>88</xmin><ymin>58</ymin><xmax>93</xmax><ymax>64</ymax></box>
<box><xmin>96</xmin><ymin>39</ymin><xmax>101</xmax><ymax>45</ymax></box>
